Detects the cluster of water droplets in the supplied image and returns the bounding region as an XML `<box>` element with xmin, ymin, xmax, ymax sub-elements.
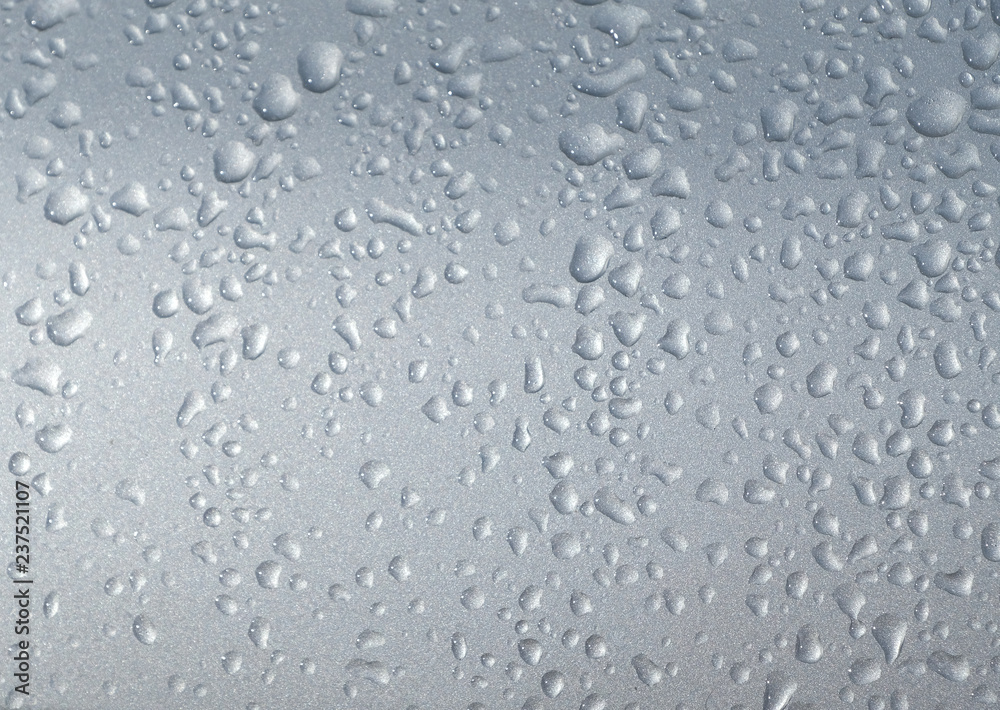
<box><xmin>6</xmin><ymin>0</ymin><xmax>1000</xmax><ymax>708</ymax></box>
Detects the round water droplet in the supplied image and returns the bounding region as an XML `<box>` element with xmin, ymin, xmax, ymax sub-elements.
<box><xmin>213</xmin><ymin>141</ymin><xmax>255</xmax><ymax>183</ymax></box>
<box><xmin>906</xmin><ymin>88</ymin><xmax>967</xmax><ymax>138</ymax></box>
<box><xmin>297</xmin><ymin>42</ymin><xmax>343</xmax><ymax>93</ymax></box>
<box><xmin>253</xmin><ymin>74</ymin><xmax>301</xmax><ymax>121</ymax></box>
<box><xmin>132</xmin><ymin>615</ymin><xmax>157</xmax><ymax>645</ymax></box>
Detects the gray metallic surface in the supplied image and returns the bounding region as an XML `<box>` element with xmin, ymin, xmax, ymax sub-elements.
<box><xmin>1</xmin><ymin>0</ymin><xmax>999</xmax><ymax>708</ymax></box>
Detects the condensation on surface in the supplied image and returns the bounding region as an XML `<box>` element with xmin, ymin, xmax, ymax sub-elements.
<box><xmin>2</xmin><ymin>0</ymin><xmax>1000</xmax><ymax>708</ymax></box>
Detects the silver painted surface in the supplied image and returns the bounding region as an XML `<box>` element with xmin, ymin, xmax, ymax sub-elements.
<box><xmin>1</xmin><ymin>0</ymin><xmax>999</xmax><ymax>708</ymax></box>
